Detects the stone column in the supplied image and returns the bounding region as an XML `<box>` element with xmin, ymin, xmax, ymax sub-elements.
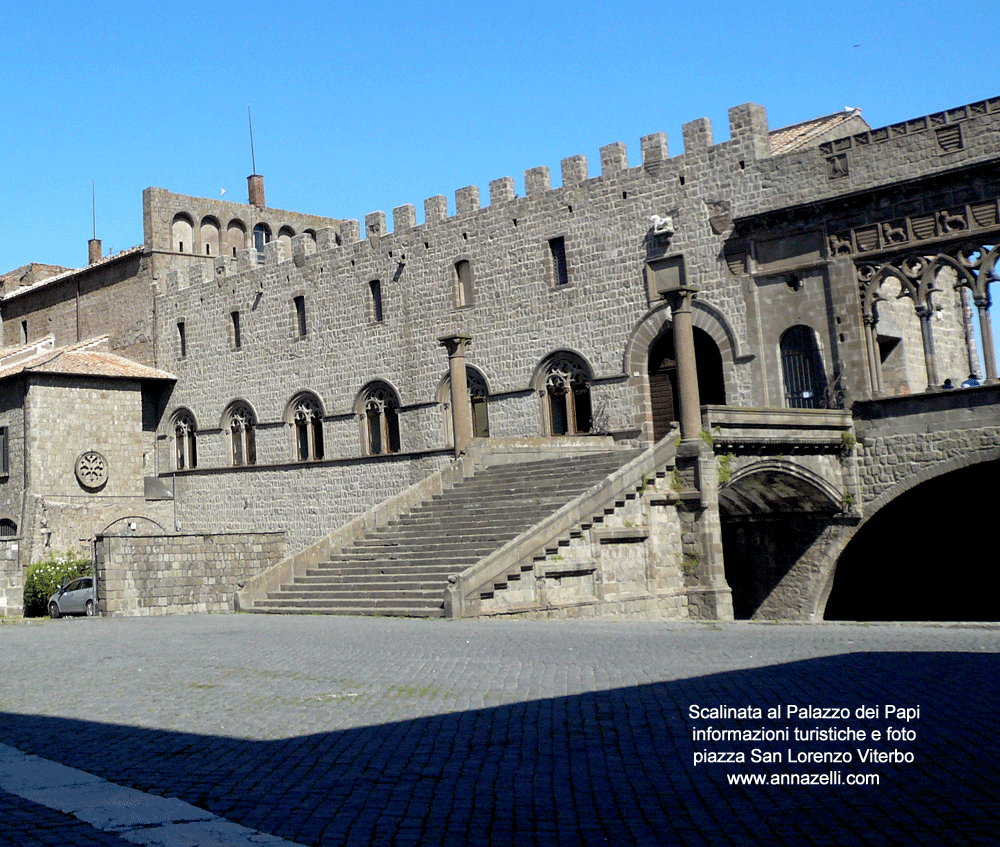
<box><xmin>916</xmin><ymin>306</ymin><xmax>940</xmax><ymax>388</ymax></box>
<box><xmin>864</xmin><ymin>316</ymin><xmax>883</xmax><ymax>395</ymax></box>
<box><xmin>439</xmin><ymin>335</ymin><xmax>473</xmax><ymax>455</ymax></box>
<box><xmin>666</xmin><ymin>285</ymin><xmax>703</xmax><ymax>440</ymax></box>
<box><xmin>975</xmin><ymin>296</ymin><xmax>998</xmax><ymax>382</ymax></box>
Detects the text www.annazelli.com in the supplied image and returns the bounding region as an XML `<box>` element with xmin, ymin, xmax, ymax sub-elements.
<box><xmin>726</xmin><ymin>771</ymin><xmax>880</xmax><ymax>786</ymax></box>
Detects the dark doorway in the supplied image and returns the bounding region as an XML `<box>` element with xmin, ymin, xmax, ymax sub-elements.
<box><xmin>825</xmin><ymin>461</ymin><xmax>998</xmax><ymax>621</ymax></box>
<box><xmin>648</xmin><ymin>327</ymin><xmax>725</xmax><ymax>441</ymax></box>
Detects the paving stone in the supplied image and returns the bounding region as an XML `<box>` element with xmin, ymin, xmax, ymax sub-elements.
<box><xmin>0</xmin><ymin>616</ymin><xmax>996</xmax><ymax>846</ymax></box>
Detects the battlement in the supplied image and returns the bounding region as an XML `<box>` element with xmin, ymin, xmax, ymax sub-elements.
<box><xmin>166</xmin><ymin>96</ymin><xmax>1000</xmax><ymax>291</ymax></box>
<box><xmin>818</xmin><ymin>96</ymin><xmax>1000</xmax><ymax>158</ymax></box>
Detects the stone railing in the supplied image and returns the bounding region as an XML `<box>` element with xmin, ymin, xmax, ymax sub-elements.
<box><xmin>444</xmin><ymin>434</ymin><xmax>678</xmax><ymax>618</ymax></box>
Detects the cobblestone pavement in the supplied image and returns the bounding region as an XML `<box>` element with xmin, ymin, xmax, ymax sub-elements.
<box><xmin>0</xmin><ymin>615</ymin><xmax>997</xmax><ymax>846</ymax></box>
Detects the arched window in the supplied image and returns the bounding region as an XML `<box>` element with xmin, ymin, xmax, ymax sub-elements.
<box><xmin>200</xmin><ymin>217</ymin><xmax>221</xmax><ymax>256</ymax></box>
<box><xmin>0</xmin><ymin>519</ymin><xmax>17</xmax><ymax>538</ymax></box>
<box><xmin>253</xmin><ymin>223</ymin><xmax>271</xmax><ymax>258</ymax></box>
<box><xmin>171</xmin><ymin>214</ymin><xmax>194</xmax><ymax>253</ymax></box>
<box><xmin>540</xmin><ymin>352</ymin><xmax>593</xmax><ymax>435</ymax></box>
<box><xmin>224</xmin><ymin>402</ymin><xmax>257</xmax><ymax>466</ymax></box>
<box><xmin>438</xmin><ymin>367</ymin><xmax>491</xmax><ymax>446</ymax></box>
<box><xmin>359</xmin><ymin>382</ymin><xmax>401</xmax><ymax>455</ymax></box>
<box><xmin>469</xmin><ymin>368</ymin><xmax>489</xmax><ymax>438</ymax></box>
<box><xmin>287</xmin><ymin>393</ymin><xmax>324</xmax><ymax>461</ymax></box>
<box><xmin>225</xmin><ymin>220</ymin><xmax>247</xmax><ymax>257</ymax></box>
<box><xmin>172</xmin><ymin>410</ymin><xmax>198</xmax><ymax>470</ymax></box>
<box><xmin>780</xmin><ymin>325</ymin><xmax>827</xmax><ymax>409</ymax></box>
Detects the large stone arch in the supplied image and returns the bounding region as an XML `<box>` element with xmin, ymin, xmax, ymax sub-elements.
<box><xmin>718</xmin><ymin>460</ymin><xmax>845</xmax><ymax>619</ymax></box>
<box><xmin>811</xmin><ymin>448</ymin><xmax>1000</xmax><ymax>621</ymax></box>
<box><xmin>622</xmin><ymin>301</ymin><xmax>742</xmax><ymax>442</ymax></box>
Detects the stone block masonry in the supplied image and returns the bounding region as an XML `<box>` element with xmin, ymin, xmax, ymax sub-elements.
<box><xmin>96</xmin><ymin>531</ymin><xmax>286</xmax><ymax>616</ymax></box>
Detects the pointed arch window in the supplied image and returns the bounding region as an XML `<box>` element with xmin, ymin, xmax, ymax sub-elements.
<box><xmin>172</xmin><ymin>410</ymin><xmax>198</xmax><ymax>470</ymax></box>
<box><xmin>541</xmin><ymin>353</ymin><xmax>592</xmax><ymax>435</ymax></box>
<box><xmin>225</xmin><ymin>402</ymin><xmax>257</xmax><ymax>466</ymax></box>
<box><xmin>360</xmin><ymin>382</ymin><xmax>401</xmax><ymax>455</ymax></box>
<box><xmin>288</xmin><ymin>393</ymin><xmax>324</xmax><ymax>461</ymax></box>
<box><xmin>780</xmin><ymin>325</ymin><xmax>827</xmax><ymax>409</ymax></box>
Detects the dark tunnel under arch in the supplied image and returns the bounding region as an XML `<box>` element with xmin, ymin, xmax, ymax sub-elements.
<box><xmin>824</xmin><ymin>460</ymin><xmax>999</xmax><ymax>621</ymax></box>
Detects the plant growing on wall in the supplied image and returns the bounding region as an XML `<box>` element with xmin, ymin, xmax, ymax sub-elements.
<box><xmin>23</xmin><ymin>550</ymin><xmax>92</xmax><ymax>617</ymax></box>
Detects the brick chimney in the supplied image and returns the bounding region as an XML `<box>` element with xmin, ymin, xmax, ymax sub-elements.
<box><xmin>88</xmin><ymin>238</ymin><xmax>102</xmax><ymax>265</ymax></box>
<box><xmin>248</xmin><ymin>174</ymin><xmax>265</xmax><ymax>210</ymax></box>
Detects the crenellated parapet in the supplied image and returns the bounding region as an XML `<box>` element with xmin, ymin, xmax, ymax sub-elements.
<box><xmin>178</xmin><ymin>95</ymin><xmax>999</xmax><ymax>314</ymax></box>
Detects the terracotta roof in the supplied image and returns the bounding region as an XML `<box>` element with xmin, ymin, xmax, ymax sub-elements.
<box><xmin>0</xmin><ymin>336</ymin><xmax>174</xmax><ymax>383</ymax></box>
<box><xmin>0</xmin><ymin>246</ymin><xmax>143</xmax><ymax>302</ymax></box>
<box><xmin>769</xmin><ymin>110</ymin><xmax>867</xmax><ymax>156</ymax></box>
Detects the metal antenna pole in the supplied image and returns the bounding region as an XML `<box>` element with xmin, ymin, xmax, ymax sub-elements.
<box><xmin>248</xmin><ymin>105</ymin><xmax>257</xmax><ymax>174</ymax></box>
<box><xmin>92</xmin><ymin>180</ymin><xmax>96</xmax><ymax>239</ymax></box>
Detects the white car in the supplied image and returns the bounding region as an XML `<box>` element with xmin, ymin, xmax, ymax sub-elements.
<box><xmin>48</xmin><ymin>577</ymin><xmax>97</xmax><ymax>618</ymax></box>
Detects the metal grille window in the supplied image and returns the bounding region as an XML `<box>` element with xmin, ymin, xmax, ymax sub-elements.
<box><xmin>780</xmin><ymin>325</ymin><xmax>827</xmax><ymax>409</ymax></box>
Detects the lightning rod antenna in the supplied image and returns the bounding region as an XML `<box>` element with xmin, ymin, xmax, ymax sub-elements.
<box><xmin>248</xmin><ymin>105</ymin><xmax>257</xmax><ymax>174</ymax></box>
<box><xmin>92</xmin><ymin>180</ymin><xmax>96</xmax><ymax>240</ymax></box>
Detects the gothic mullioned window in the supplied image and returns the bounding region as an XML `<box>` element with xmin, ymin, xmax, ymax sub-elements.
<box><xmin>438</xmin><ymin>367</ymin><xmax>491</xmax><ymax>446</ymax></box>
<box><xmin>288</xmin><ymin>393</ymin><xmax>324</xmax><ymax>462</ymax></box>
<box><xmin>360</xmin><ymin>382</ymin><xmax>401</xmax><ymax>455</ymax></box>
<box><xmin>225</xmin><ymin>402</ymin><xmax>257</xmax><ymax>466</ymax></box>
<box><xmin>172</xmin><ymin>410</ymin><xmax>198</xmax><ymax>470</ymax></box>
<box><xmin>541</xmin><ymin>352</ymin><xmax>592</xmax><ymax>435</ymax></box>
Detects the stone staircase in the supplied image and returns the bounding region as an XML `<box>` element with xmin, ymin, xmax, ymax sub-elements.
<box><xmin>249</xmin><ymin>449</ymin><xmax>641</xmax><ymax>616</ymax></box>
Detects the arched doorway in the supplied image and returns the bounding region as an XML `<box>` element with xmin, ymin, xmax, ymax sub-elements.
<box><xmin>647</xmin><ymin>327</ymin><xmax>725</xmax><ymax>441</ymax></box>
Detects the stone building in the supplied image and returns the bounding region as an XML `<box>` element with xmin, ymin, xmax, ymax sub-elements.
<box><xmin>1</xmin><ymin>97</ymin><xmax>998</xmax><ymax>620</ymax></box>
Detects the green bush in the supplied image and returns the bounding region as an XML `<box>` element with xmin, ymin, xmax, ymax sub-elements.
<box><xmin>23</xmin><ymin>550</ymin><xmax>92</xmax><ymax>617</ymax></box>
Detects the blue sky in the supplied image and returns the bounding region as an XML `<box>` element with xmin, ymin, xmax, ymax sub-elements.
<box><xmin>1</xmin><ymin>0</ymin><xmax>996</xmax><ymax>361</ymax></box>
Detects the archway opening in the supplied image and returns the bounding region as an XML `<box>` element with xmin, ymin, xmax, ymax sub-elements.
<box><xmin>824</xmin><ymin>461</ymin><xmax>998</xmax><ymax>621</ymax></box>
<box><xmin>648</xmin><ymin>327</ymin><xmax>725</xmax><ymax>441</ymax></box>
<box><xmin>720</xmin><ymin>468</ymin><xmax>841</xmax><ymax>619</ymax></box>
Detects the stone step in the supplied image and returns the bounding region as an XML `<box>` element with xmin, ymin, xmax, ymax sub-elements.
<box><xmin>251</xmin><ymin>605</ymin><xmax>445</xmax><ymax>618</ymax></box>
<box><xmin>253</xmin><ymin>448</ymin><xmax>641</xmax><ymax>617</ymax></box>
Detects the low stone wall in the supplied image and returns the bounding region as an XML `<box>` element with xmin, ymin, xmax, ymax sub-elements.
<box><xmin>96</xmin><ymin>531</ymin><xmax>286</xmax><ymax>616</ymax></box>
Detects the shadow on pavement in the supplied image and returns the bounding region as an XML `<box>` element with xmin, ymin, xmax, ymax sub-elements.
<box><xmin>2</xmin><ymin>651</ymin><xmax>997</xmax><ymax>846</ymax></box>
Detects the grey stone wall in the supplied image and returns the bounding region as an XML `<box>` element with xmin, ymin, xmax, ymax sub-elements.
<box><xmin>168</xmin><ymin>451</ymin><xmax>453</xmax><ymax>553</ymax></box>
<box><xmin>853</xmin><ymin>385</ymin><xmax>1000</xmax><ymax>506</ymax></box>
<box><xmin>96</xmin><ymin>531</ymin><xmax>286</xmax><ymax>616</ymax></box>
<box><xmin>1</xmin><ymin>252</ymin><xmax>154</xmax><ymax>366</ymax></box>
